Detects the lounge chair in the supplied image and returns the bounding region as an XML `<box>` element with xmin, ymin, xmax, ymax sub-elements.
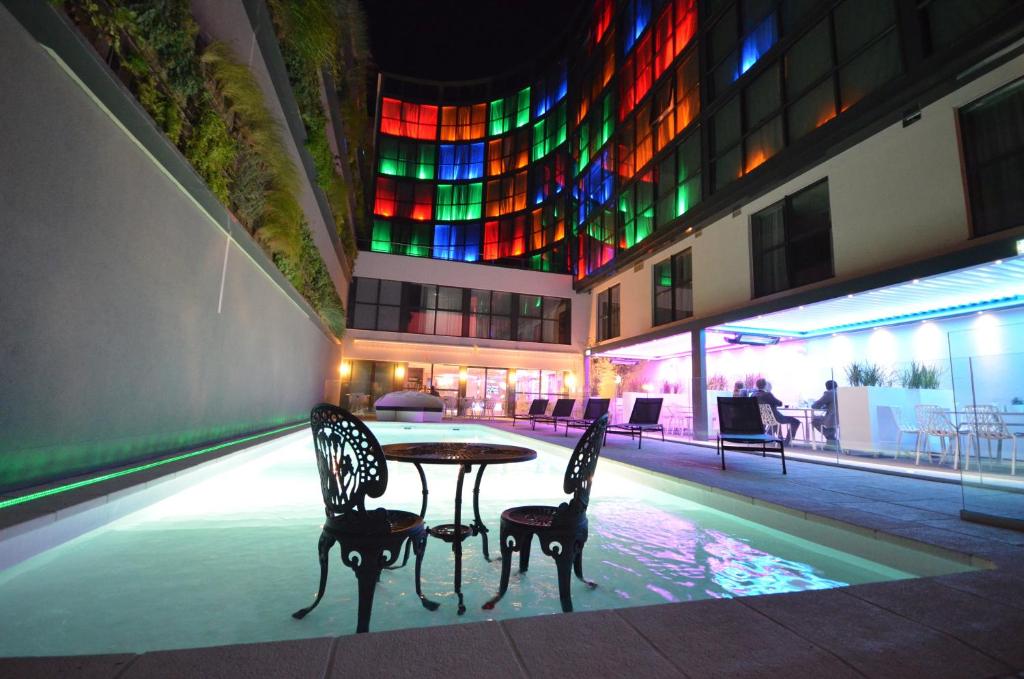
<box><xmin>532</xmin><ymin>398</ymin><xmax>576</xmax><ymax>430</ymax></box>
<box><xmin>717</xmin><ymin>397</ymin><xmax>786</xmax><ymax>474</ymax></box>
<box><xmin>563</xmin><ymin>398</ymin><xmax>611</xmax><ymax>436</ymax></box>
<box><xmin>604</xmin><ymin>397</ymin><xmax>664</xmax><ymax>448</ymax></box>
<box><xmin>511</xmin><ymin>398</ymin><xmax>549</xmax><ymax>427</ymax></box>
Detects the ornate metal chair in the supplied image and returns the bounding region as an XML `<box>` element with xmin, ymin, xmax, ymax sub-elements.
<box><xmin>292</xmin><ymin>404</ymin><xmax>439</xmax><ymax>633</ymax></box>
<box><xmin>483</xmin><ymin>413</ymin><xmax>609</xmax><ymax>613</ymax></box>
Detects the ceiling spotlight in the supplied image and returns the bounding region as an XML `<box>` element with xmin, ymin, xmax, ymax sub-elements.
<box><xmin>995</xmin><ymin>259</ymin><xmax>1003</xmax><ymax>265</ymax></box>
<box><xmin>912</xmin><ymin>279</ymin><xmax>920</xmax><ymax>284</ymax></box>
<box><xmin>725</xmin><ymin>333</ymin><xmax>780</xmax><ymax>346</ymax></box>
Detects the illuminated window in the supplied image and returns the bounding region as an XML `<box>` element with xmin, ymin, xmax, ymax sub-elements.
<box><xmin>489</xmin><ymin>87</ymin><xmax>531</xmax><ymax>136</ymax></box>
<box><xmin>370</xmin><ymin>219</ymin><xmax>392</xmax><ymax>253</ymax></box>
<box><xmin>438</xmin><ymin>142</ymin><xmax>485</xmax><ymax>180</ymax></box>
<box><xmin>738</xmin><ymin>13</ymin><xmax>778</xmax><ymax>78</ymax></box>
<box><xmin>532</xmin><ymin>154</ymin><xmax>567</xmax><ymax>205</ymax></box>
<box><xmin>619</xmin><ymin>32</ymin><xmax>653</xmax><ymax>120</ymax></box>
<box><xmin>374</xmin><ymin>176</ymin><xmax>397</xmax><ymax>217</ymax></box>
<box><xmin>656</xmin><ymin>133</ymin><xmax>701</xmax><ymax>227</ymax></box>
<box><xmin>534</xmin><ymin>65</ymin><xmax>568</xmax><ymax>118</ymax></box>
<box><xmin>620</xmin><ymin>169</ymin><xmax>654</xmax><ymax>249</ymax></box>
<box><xmin>617</xmin><ymin>117</ymin><xmax>635</xmax><ymax>179</ymax></box>
<box><xmin>575</xmin><ymin>150</ymin><xmax>614</xmax><ymax>224</ymax></box>
<box><xmin>531</xmin><ymin>103</ymin><xmax>567</xmax><ymax>161</ymax></box>
<box><xmin>483</xmin><ymin>215</ymin><xmax>528</xmax><ymax>259</ymax></box>
<box><xmin>440</xmin><ymin>103</ymin><xmax>487</xmax><ymax>141</ymax></box>
<box><xmin>597</xmin><ymin>285</ymin><xmax>620</xmax><ymax>341</ymax></box>
<box><xmin>752</xmin><ymin>179</ymin><xmax>833</xmax><ymax>297</ymax></box>
<box><xmin>486</xmin><ymin>128</ymin><xmax>530</xmax><ymax>175</ymax></box>
<box><xmin>378</xmin><ymin>138</ymin><xmax>435</xmax><ymax>179</ymax></box>
<box><xmin>375</xmin><ymin>178</ymin><xmax>432</xmax><ymax>220</ymax></box>
<box><xmin>653</xmin><ymin>249</ymin><xmax>693</xmax><ymax>325</ymax></box>
<box><xmin>594</xmin><ymin>0</ymin><xmax>613</xmax><ymax>44</ymax></box>
<box><xmin>435</xmin><ymin>182</ymin><xmax>483</xmax><ymax>221</ymax></box>
<box><xmin>654</xmin><ymin>3</ymin><xmax>674</xmax><ymax>79</ymax></box>
<box><xmin>380</xmin><ymin>98</ymin><xmax>438</xmax><ymax>140</ymax></box>
<box><xmin>530</xmin><ymin>204</ymin><xmax>565</xmax><ymax>251</ymax></box>
<box><xmin>484</xmin><ymin>172</ymin><xmax>527</xmax><ymax>217</ymax></box>
<box><xmin>578</xmin><ymin>207</ymin><xmax>615</xmax><ymax>278</ymax></box>
<box><xmin>634</xmin><ymin>102</ymin><xmax>653</xmax><ymax>170</ymax></box>
<box><xmin>433</xmin><ymin>223</ymin><xmax>482</xmax><ymax>262</ymax></box>
<box><xmin>621</xmin><ymin>0</ymin><xmax>652</xmax><ymax>55</ymax></box>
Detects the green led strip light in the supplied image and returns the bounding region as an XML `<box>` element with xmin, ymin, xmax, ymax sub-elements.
<box><xmin>0</xmin><ymin>423</ymin><xmax>306</xmax><ymax>510</ymax></box>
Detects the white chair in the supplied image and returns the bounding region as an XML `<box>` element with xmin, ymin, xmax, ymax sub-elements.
<box><xmin>962</xmin><ymin>405</ymin><xmax>1017</xmax><ymax>475</ymax></box>
<box><xmin>887</xmin><ymin>406</ymin><xmax>921</xmax><ymax>460</ymax></box>
<box><xmin>917</xmin><ymin>404</ymin><xmax>960</xmax><ymax>468</ymax></box>
<box><xmin>759</xmin><ymin>404</ymin><xmax>782</xmax><ymax>439</ymax></box>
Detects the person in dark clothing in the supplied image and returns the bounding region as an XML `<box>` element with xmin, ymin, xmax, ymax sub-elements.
<box><xmin>750</xmin><ymin>377</ymin><xmax>800</xmax><ymax>444</ymax></box>
<box><xmin>812</xmin><ymin>380</ymin><xmax>838</xmax><ymax>447</ymax></box>
<box><xmin>429</xmin><ymin>383</ymin><xmax>440</xmax><ymax>398</ymax></box>
<box><xmin>732</xmin><ymin>381</ymin><xmax>747</xmax><ymax>398</ymax></box>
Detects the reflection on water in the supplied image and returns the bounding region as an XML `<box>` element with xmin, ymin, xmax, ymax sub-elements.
<box><xmin>0</xmin><ymin>426</ymin><xmax>907</xmax><ymax>656</ymax></box>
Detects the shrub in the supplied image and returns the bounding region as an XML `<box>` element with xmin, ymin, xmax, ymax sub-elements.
<box><xmin>845</xmin><ymin>362</ymin><xmax>893</xmax><ymax>387</ymax></box>
<box><xmin>898</xmin><ymin>362</ymin><xmax>943</xmax><ymax>390</ymax></box>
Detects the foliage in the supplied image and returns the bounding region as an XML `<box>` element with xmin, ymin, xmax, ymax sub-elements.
<box><xmin>276</xmin><ymin>224</ymin><xmax>347</xmax><ymax>337</ymax></box>
<box><xmin>845</xmin><ymin>362</ymin><xmax>893</xmax><ymax>387</ymax></box>
<box><xmin>202</xmin><ymin>41</ymin><xmax>302</xmax><ymax>259</ymax></box>
<box><xmin>897</xmin><ymin>362</ymin><xmax>943</xmax><ymax>390</ymax></box>
<box><xmin>706</xmin><ymin>374</ymin><xmax>729</xmax><ymax>390</ymax></box>
<box><xmin>743</xmin><ymin>373</ymin><xmax>764</xmax><ymax>389</ymax></box>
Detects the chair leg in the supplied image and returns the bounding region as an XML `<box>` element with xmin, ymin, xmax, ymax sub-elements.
<box><xmin>519</xmin><ymin>533</ymin><xmax>533</xmax><ymax>573</ymax></box>
<box><xmin>482</xmin><ymin>529</ymin><xmax>517</xmax><ymax>610</ymax></box>
<box><xmin>573</xmin><ymin>545</ymin><xmax>597</xmax><ymax>590</ymax></box>
<box><xmin>354</xmin><ymin>558</ymin><xmax>381</xmax><ymax>634</ymax></box>
<box><xmin>292</xmin><ymin>532</ymin><xmax>336</xmax><ymax>620</ymax></box>
<box><xmin>554</xmin><ymin>545</ymin><xmax>576</xmax><ymax>613</ymax></box>
<box><xmin>412</xmin><ymin>532</ymin><xmax>440</xmax><ymax>612</ymax></box>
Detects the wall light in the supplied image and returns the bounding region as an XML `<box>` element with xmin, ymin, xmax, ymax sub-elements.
<box><xmin>394</xmin><ymin>364</ymin><xmax>406</xmax><ymax>380</ymax></box>
<box><xmin>508</xmin><ymin>369</ymin><xmax>517</xmax><ymax>385</ymax></box>
<box><xmin>459</xmin><ymin>367</ymin><xmax>468</xmax><ymax>383</ymax></box>
<box><xmin>565</xmin><ymin>372</ymin><xmax>577</xmax><ymax>390</ymax></box>
<box><xmin>338</xmin><ymin>361</ymin><xmax>351</xmax><ymax>378</ymax></box>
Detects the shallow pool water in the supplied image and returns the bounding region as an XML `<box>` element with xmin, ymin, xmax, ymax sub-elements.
<box><xmin>0</xmin><ymin>424</ymin><xmax>929</xmax><ymax>655</ymax></box>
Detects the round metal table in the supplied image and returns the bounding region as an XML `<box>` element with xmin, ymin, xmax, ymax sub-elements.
<box><xmin>382</xmin><ymin>442</ymin><xmax>537</xmax><ymax>614</ymax></box>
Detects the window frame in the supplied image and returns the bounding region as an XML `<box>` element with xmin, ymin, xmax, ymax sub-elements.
<box><xmin>597</xmin><ymin>284</ymin><xmax>622</xmax><ymax>341</ymax></box>
<box><xmin>652</xmin><ymin>248</ymin><xmax>693</xmax><ymax>326</ymax></box>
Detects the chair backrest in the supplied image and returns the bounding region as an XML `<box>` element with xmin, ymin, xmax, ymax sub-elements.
<box><xmin>309</xmin><ymin>404</ymin><xmax>388</xmax><ymax>518</ymax></box>
<box><xmin>562</xmin><ymin>413</ymin><xmax>610</xmax><ymax>515</ymax></box>
<box><xmin>629</xmin><ymin>397</ymin><xmax>663</xmax><ymax>424</ymax></box>
<box><xmin>914</xmin><ymin>404</ymin><xmax>935</xmax><ymax>430</ymax></box>
<box><xmin>717</xmin><ymin>397</ymin><xmax>766</xmax><ymax>435</ymax></box>
<box><xmin>528</xmin><ymin>398</ymin><xmax>549</xmax><ymax>415</ymax></box>
<box><xmin>582</xmin><ymin>398</ymin><xmax>610</xmax><ymax>419</ymax></box>
<box><xmin>551</xmin><ymin>398</ymin><xmax>576</xmax><ymax>417</ymax></box>
<box><xmin>964</xmin><ymin>404</ymin><xmax>1009</xmax><ymax>436</ymax></box>
<box><xmin>758</xmin><ymin>403</ymin><xmax>780</xmax><ymax>428</ymax></box>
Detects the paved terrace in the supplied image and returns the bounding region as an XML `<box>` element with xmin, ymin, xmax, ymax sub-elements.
<box><xmin>1</xmin><ymin>420</ymin><xmax>1023</xmax><ymax>678</ymax></box>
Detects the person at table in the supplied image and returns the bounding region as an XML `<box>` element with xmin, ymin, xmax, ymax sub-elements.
<box><xmin>811</xmin><ymin>380</ymin><xmax>839</xmax><ymax>447</ymax></box>
<box><xmin>732</xmin><ymin>381</ymin><xmax>748</xmax><ymax>398</ymax></box>
<box><xmin>751</xmin><ymin>378</ymin><xmax>800</xmax><ymax>444</ymax></box>
<box><xmin>429</xmin><ymin>383</ymin><xmax>440</xmax><ymax>398</ymax></box>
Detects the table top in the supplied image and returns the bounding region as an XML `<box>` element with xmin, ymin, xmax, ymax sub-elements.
<box><xmin>382</xmin><ymin>442</ymin><xmax>537</xmax><ymax>465</ymax></box>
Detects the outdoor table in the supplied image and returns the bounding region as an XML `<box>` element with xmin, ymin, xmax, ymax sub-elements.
<box><xmin>779</xmin><ymin>407</ymin><xmax>826</xmax><ymax>446</ymax></box>
<box><xmin>382</xmin><ymin>442</ymin><xmax>537</xmax><ymax>615</ymax></box>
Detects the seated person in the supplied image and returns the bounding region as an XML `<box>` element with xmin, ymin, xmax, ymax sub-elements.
<box><xmin>732</xmin><ymin>381</ymin><xmax>747</xmax><ymax>398</ymax></box>
<box><xmin>750</xmin><ymin>378</ymin><xmax>800</xmax><ymax>444</ymax></box>
<box><xmin>812</xmin><ymin>380</ymin><xmax>838</xmax><ymax>446</ymax></box>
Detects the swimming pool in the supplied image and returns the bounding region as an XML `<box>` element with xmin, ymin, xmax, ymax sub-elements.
<box><xmin>0</xmin><ymin>423</ymin><xmax>974</xmax><ymax>656</ymax></box>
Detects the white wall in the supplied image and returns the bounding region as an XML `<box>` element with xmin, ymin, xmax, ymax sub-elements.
<box><xmin>589</xmin><ymin>53</ymin><xmax>1024</xmax><ymax>347</ymax></box>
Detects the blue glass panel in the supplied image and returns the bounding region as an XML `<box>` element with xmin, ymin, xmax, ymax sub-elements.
<box><xmin>433</xmin><ymin>224</ymin><xmax>456</xmax><ymax>260</ymax></box>
<box><xmin>737</xmin><ymin>13</ymin><xmax>778</xmax><ymax>78</ymax></box>
<box><xmin>463</xmin><ymin>223</ymin><xmax>481</xmax><ymax>262</ymax></box>
<box><xmin>438</xmin><ymin>143</ymin><xmax>485</xmax><ymax>180</ymax></box>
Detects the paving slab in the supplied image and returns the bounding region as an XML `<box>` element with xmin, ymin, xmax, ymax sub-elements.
<box><xmin>121</xmin><ymin>637</ymin><xmax>334</xmax><ymax>679</ymax></box>
<box><xmin>845</xmin><ymin>578</ymin><xmax>1024</xmax><ymax>668</ymax></box>
<box><xmin>618</xmin><ymin>598</ymin><xmax>863</xmax><ymax>679</ymax></box>
<box><xmin>330</xmin><ymin>621</ymin><xmax>524</xmax><ymax>679</ymax></box>
<box><xmin>934</xmin><ymin>570</ymin><xmax>1024</xmax><ymax>610</ymax></box>
<box><xmin>0</xmin><ymin>654</ymin><xmax>135</xmax><ymax>679</ymax></box>
<box><xmin>740</xmin><ymin>588</ymin><xmax>1009</xmax><ymax>679</ymax></box>
<box><xmin>501</xmin><ymin>609</ymin><xmax>685</xmax><ymax>679</ymax></box>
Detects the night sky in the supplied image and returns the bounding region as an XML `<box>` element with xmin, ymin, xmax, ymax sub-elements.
<box><xmin>362</xmin><ymin>0</ymin><xmax>590</xmax><ymax>81</ymax></box>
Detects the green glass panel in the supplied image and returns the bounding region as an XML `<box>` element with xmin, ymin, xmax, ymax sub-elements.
<box><xmin>555</xmin><ymin>103</ymin><xmax>567</xmax><ymax>146</ymax></box>
<box><xmin>371</xmin><ymin>219</ymin><xmax>392</xmax><ymax>253</ymax></box>
<box><xmin>490</xmin><ymin>98</ymin><xmax>507</xmax><ymax>136</ymax></box>
<box><xmin>416</xmin><ymin>145</ymin><xmax>435</xmax><ymax>179</ymax></box>
<box><xmin>532</xmin><ymin>120</ymin><xmax>546</xmax><ymax>161</ymax></box>
<box><xmin>600</xmin><ymin>94</ymin><xmax>614</xmax><ymax>146</ymax></box>
<box><xmin>677</xmin><ymin>175</ymin><xmax>700</xmax><ymax>216</ymax></box>
<box><xmin>578</xmin><ymin>122</ymin><xmax>590</xmax><ymax>170</ymax></box>
<box><xmin>466</xmin><ymin>182</ymin><xmax>482</xmax><ymax>220</ymax></box>
<box><xmin>516</xmin><ymin>87</ymin><xmax>531</xmax><ymax>127</ymax></box>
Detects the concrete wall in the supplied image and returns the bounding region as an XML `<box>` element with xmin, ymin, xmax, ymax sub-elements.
<box><xmin>588</xmin><ymin>53</ymin><xmax>1024</xmax><ymax>346</ymax></box>
<box><xmin>0</xmin><ymin>5</ymin><xmax>338</xmax><ymax>491</ymax></box>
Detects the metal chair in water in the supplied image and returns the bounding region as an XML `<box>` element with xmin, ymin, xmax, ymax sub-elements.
<box><xmin>511</xmin><ymin>398</ymin><xmax>549</xmax><ymax>427</ymax></box>
<box><xmin>483</xmin><ymin>414</ymin><xmax>610</xmax><ymax>613</ymax></box>
<box><xmin>532</xmin><ymin>398</ymin><xmax>576</xmax><ymax>430</ymax></box>
<box><xmin>293</xmin><ymin>404</ymin><xmax>439</xmax><ymax>633</ymax></box>
<box><xmin>604</xmin><ymin>397</ymin><xmax>665</xmax><ymax>448</ymax></box>
<box><xmin>563</xmin><ymin>398</ymin><xmax>611</xmax><ymax>436</ymax></box>
<box><xmin>717</xmin><ymin>397</ymin><xmax>787</xmax><ymax>474</ymax></box>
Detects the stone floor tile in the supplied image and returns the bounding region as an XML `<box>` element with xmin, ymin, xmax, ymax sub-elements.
<box><xmin>122</xmin><ymin>637</ymin><xmax>334</xmax><ymax>679</ymax></box>
<box><xmin>0</xmin><ymin>654</ymin><xmax>135</xmax><ymax>679</ymax></box>
<box><xmin>740</xmin><ymin>588</ymin><xmax>1008</xmax><ymax>679</ymax></box>
<box><xmin>618</xmin><ymin>598</ymin><xmax>863</xmax><ymax>679</ymax></box>
<box><xmin>330</xmin><ymin>621</ymin><xmax>524</xmax><ymax>679</ymax></box>
<box><xmin>502</xmin><ymin>609</ymin><xmax>684</xmax><ymax>679</ymax></box>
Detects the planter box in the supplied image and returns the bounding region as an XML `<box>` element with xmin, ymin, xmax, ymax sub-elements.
<box><xmin>837</xmin><ymin>386</ymin><xmax>954</xmax><ymax>453</ymax></box>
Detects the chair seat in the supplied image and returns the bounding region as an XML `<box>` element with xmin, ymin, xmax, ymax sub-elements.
<box><xmin>720</xmin><ymin>433</ymin><xmax>780</xmax><ymax>443</ymax></box>
<box><xmin>502</xmin><ymin>505</ymin><xmax>559</xmax><ymax>529</ymax></box>
<box><xmin>325</xmin><ymin>509</ymin><xmax>423</xmax><ymax>537</ymax></box>
<box><xmin>608</xmin><ymin>423</ymin><xmax>662</xmax><ymax>431</ymax></box>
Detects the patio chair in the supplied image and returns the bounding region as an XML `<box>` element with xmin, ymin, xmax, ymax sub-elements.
<box><xmin>884</xmin><ymin>406</ymin><xmax>921</xmax><ymax>460</ymax></box>
<box><xmin>604</xmin><ymin>397</ymin><xmax>664</xmax><ymax>448</ymax></box>
<box><xmin>293</xmin><ymin>404</ymin><xmax>439</xmax><ymax>633</ymax></box>
<box><xmin>758</xmin><ymin>403</ymin><xmax>783</xmax><ymax>439</ymax></box>
<box><xmin>532</xmin><ymin>398</ymin><xmax>576</xmax><ymax>430</ymax></box>
<box><xmin>916</xmin><ymin>404</ymin><xmax>960</xmax><ymax>468</ymax></box>
<box><xmin>512</xmin><ymin>398</ymin><xmax>549</xmax><ymax>427</ymax></box>
<box><xmin>962</xmin><ymin>405</ymin><xmax>1016</xmax><ymax>475</ymax></box>
<box><xmin>483</xmin><ymin>414</ymin><xmax>610</xmax><ymax>613</ymax></box>
<box><xmin>563</xmin><ymin>398</ymin><xmax>611</xmax><ymax>436</ymax></box>
<box><xmin>717</xmin><ymin>397</ymin><xmax>787</xmax><ymax>474</ymax></box>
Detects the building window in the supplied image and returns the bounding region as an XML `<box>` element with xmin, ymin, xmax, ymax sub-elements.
<box><xmin>960</xmin><ymin>79</ymin><xmax>1024</xmax><ymax>238</ymax></box>
<box><xmin>751</xmin><ymin>179</ymin><xmax>833</xmax><ymax>297</ymax></box>
<box><xmin>597</xmin><ymin>285</ymin><xmax>621</xmax><ymax>341</ymax></box>
<box><xmin>653</xmin><ymin>249</ymin><xmax>693</xmax><ymax>325</ymax></box>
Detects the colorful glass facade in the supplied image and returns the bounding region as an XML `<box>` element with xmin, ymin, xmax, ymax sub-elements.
<box><xmin>370</xmin><ymin>0</ymin><xmax>912</xmax><ymax>281</ymax></box>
